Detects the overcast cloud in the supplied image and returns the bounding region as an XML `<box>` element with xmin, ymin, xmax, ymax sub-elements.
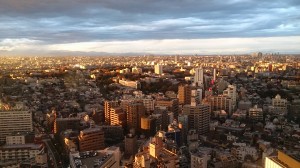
<box><xmin>0</xmin><ymin>0</ymin><xmax>299</xmax><ymax>55</ymax></box>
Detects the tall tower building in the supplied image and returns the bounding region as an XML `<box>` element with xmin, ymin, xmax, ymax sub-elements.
<box><xmin>178</xmin><ymin>114</ymin><xmax>189</xmax><ymax>144</ymax></box>
<box><xmin>0</xmin><ymin>110</ymin><xmax>33</xmax><ymax>142</ymax></box>
<box><xmin>213</xmin><ymin>68</ymin><xmax>217</xmax><ymax>81</ymax></box>
<box><xmin>223</xmin><ymin>85</ymin><xmax>237</xmax><ymax>110</ymax></box>
<box><xmin>194</xmin><ymin>68</ymin><xmax>204</xmax><ymax>86</ymax></box>
<box><xmin>182</xmin><ymin>104</ymin><xmax>210</xmax><ymax>135</ymax></box>
<box><xmin>126</xmin><ymin>102</ymin><xmax>145</xmax><ymax>132</ymax></box>
<box><xmin>178</xmin><ymin>85</ymin><xmax>191</xmax><ymax>105</ymax></box>
<box><xmin>191</xmin><ymin>88</ymin><xmax>202</xmax><ymax>106</ymax></box>
<box><xmin>154</xmin><ymin>64</ymin><xmax>163</xmax><ymax>75</ymax></box>
<box><xmin>104</xmin><ymin>101</ymin><xmax>119</xmax><ymax>124</ymax></box>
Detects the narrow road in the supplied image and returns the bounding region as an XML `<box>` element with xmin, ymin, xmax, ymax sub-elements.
<box><xmin>43</xmin><ymin>139</ymin><xmax>63</xmax><ymax>168</ymax></box>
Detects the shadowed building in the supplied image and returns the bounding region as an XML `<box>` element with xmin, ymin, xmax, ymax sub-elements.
<box><xmin>78</xmin><ymin>127</ymin><xmax>105</xmax><ymax>152</ymax></box>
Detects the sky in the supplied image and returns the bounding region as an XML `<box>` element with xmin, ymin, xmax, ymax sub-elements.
<box><xmin>0</xmin><ymin>0</ymin><xmax>300</xmax><ymax>56</ymax></box>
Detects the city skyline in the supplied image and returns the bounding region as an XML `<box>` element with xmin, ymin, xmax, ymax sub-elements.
<box><xmin>0</xmin><ymin>0</ymin><xmax>300</xmax><ymax>56</ymax></box>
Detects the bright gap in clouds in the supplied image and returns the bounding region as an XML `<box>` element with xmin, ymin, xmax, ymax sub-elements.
<box><xmin>48</xmin><ymin>36</ymin><xmax>300</xmax><ymax>54</ymax></box>
<box><xmin>1</xmin><ymin>36</ymin><xmax>300</xmax><ymax>56</ymax></box>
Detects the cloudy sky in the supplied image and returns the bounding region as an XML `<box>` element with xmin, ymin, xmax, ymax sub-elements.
<box><xmin>0</xmin><ymin>0</ymin><xmax>300</xmax><ymax>56</ymax></box>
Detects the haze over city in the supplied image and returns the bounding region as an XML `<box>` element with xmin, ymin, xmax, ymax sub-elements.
<box><xmin>0</xmin><ymin>0</ymin><xmax>300</xmax><ymax>56</ymax></box>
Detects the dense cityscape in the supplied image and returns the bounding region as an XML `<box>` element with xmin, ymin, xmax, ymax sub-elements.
<box><xmin>0</xmin><ymin>53</ymin><xmax>299</xmax><ymax>167</ymax></box>
<box><xmin>1</xmin><ymin>0</ymin><xmax>300</xmax><ymax>167</ymax></box>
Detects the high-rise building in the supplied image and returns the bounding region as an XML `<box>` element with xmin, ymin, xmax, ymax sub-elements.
<box><xmin>104</xmin><ymin>101</ymin><xmax>119</xmax><ymax>124</ymax></box>
<box><xmin>0</xmin><ymin>110</ymin><xmax>33</xmax><ymax>142</ymax></box>
<box><xmin>78</xmin><ymin>127</ymin><xmax>105</xmax><ymax>152</ymax></box>
<box><xmin>156</xmin><ymin>98</ymin><xmax>179</xmax><ymax>120</ymax></box>
<box><xmin>191</xmin><ymin>88</ymin><xmax>202</xmax><ymax>106</ymax></box>
<box><xmin>154</xmin><ymin>64</ymin><xmax>163</xmax><ymax>75</ymax></box>
<box><xmin>149</xmin><ymin>136</ymin><xmax>163</xmax><ymax>158</ymax></box>
<box><xmin>143</xmin><ymin>97</ymin><xmax>155</xmax><ymax>114</ymax></box>
<box><xmin>125</xmin><ymin>133</ymin><xmax>138</xmax><ymax>155</ymax></box>
<box><xmin>110</xmin><ymin>107</ymin><xmax>126</xmax><ymax>126</ymax></box>
<box><xmin>141</xmin><ymin>116</ymin><xmax>157</xmax><ymax>137</ymax></box>
<box><xmin>194</xmin><ymin>68</ymin><xmax>204</xmax><ymax>86</ymax></box>
<box><xmin>269</xmin><ymin>94</ymin><xmax>288</xmax><ymax>116</ymax></box>
<box><xmin>213</xmin><ymin>68</ymin><xmax>217</xmax><ymax>81</ymax></box>
<box><xmin>223</xmin><ymin>85</ymin><xmax>237</xmax><ymax>110</ymax></box>
<box><xmin>210</xmin><ymin>95</ymin><xmax>233</xmax><ymax>115</ymax></box>
<box><xmin>153</xmin><ymin>107</ymin><xmax>170</xmax><ymax>131</ymax></box>
<box><xmin>178</xmin><ymin>85</ymin><xmax>191</xmax><ymax>105</ymax></box>
<box><xmin>120</xmin><ymin>98</ymin><xmax>135</xmax><ymax>111</ymax></box>
<box><xmin>249</xmin><ymin>105</ymin><xmax>263</xmax><ymax>121</ymax></box>
<box><xmin>54</xmin><ymin>118</ymin><xmax>81</xmax><ymax>134</ymax></box>
<box><xmin>183</xmin><ymin>104</ymin><xmax>210</xmax><ymax>135</ymax></box>
<box><xmin>178</xmin><ymin>114</ymin><xmax>189</xmax><ymax>144</ymax></box>
<box><xmin>126</xmin><ymin>102</ymin><xmax>145</xmax><ymax>131</ymax></box>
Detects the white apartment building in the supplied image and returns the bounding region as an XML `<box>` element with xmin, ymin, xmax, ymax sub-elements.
<box><xmin>223</xmin><ymin>85</ymin><xmax>237</xmax><ymax>110</ymax></box>
<box><xmin>0</xmin><ymin>110</ymin><xmax>33</xmax><ymax>142</ymax></box>
<box><xmin>269</xmin><ymin>94</ymin><xmax>288</xmax><ymax>116</ymax></box>
<box><xmin>232</xmin><ymin>145</ymin><xmax>258</xmax><ymax>162</ymax></box>
<box><xmin>119</xmin><ymin>79</ymin><xmax>140</xmax><ymax>89</ymax></box>
<box><xmin>0</xmin><ymin>143</ymin><xmax>43</xmax><ymax>161</ymax></box>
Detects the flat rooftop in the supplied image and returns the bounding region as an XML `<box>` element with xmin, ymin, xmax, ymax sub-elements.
<box><xmin>71</xmin><ymin>151</ymin><xmax>112</xmax><ymax>168</ymax></box>
<box><xmin>0</xmin><ymin>143</ymin><xmax>43</xmax><ymax>150</ymax></box>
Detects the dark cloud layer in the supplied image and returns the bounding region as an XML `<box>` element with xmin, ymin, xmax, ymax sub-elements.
<box><xmin>0</xmin><ymin>0</ymin><xmax>299</xmax><ymax>45</ymax></box>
